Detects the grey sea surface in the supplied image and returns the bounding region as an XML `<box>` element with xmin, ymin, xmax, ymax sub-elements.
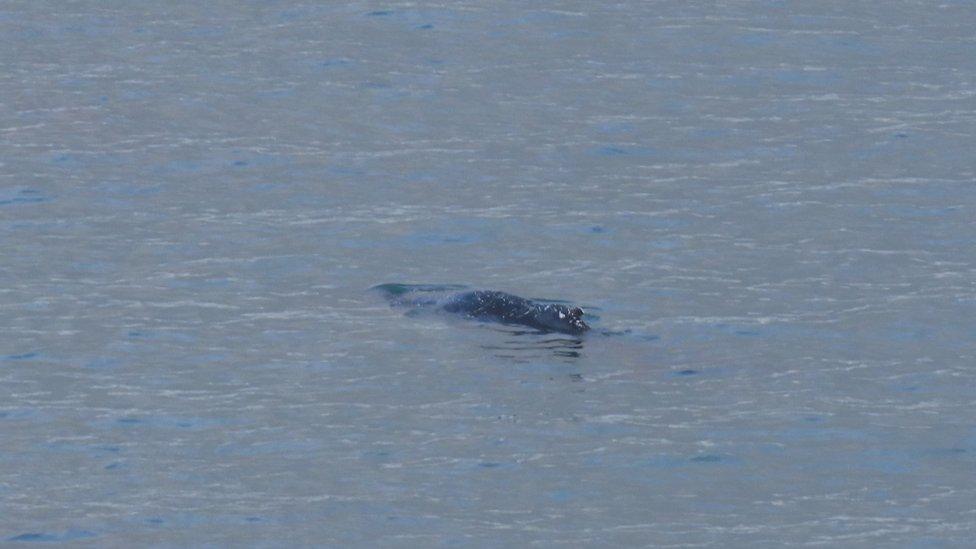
<box><xmin>2</xmin><ymin>1</ymin><xmax>975</xmax><ymax>546</ymax></box>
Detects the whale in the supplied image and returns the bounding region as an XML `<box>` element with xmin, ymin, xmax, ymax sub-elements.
<box><xmin>373</xmin><ymin>284</ymin><xmax>590</xmax><ymax>335</ymax></box>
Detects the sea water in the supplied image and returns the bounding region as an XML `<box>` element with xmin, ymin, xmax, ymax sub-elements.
<box><xmin>2</xmin><ymin>1</ymin><xmax>975</xmax><ymax>546</ymax></box>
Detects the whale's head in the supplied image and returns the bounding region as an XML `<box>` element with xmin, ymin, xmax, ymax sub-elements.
<box><xmin>536</xmin><ymin>304</ymin><xmax>590</xmax><ymax>335</ymax></box>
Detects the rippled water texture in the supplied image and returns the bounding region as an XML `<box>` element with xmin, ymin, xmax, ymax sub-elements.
<box><xmin>2</xmin><ymin>1</ymin><xmax>975</xmax><ymax>546</ymax></box>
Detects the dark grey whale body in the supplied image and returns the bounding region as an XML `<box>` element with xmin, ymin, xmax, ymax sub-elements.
<box><xmin>442</xmin><ymin>290</ymin><xmax>590</xmax><ymax>335</ymax></box>
<box><xmin>374</xmin><ymin>284</ymin><xmax>590</xmax><ymax>335</ymax></box>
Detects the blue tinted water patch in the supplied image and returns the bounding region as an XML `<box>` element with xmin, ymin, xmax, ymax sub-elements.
<box><xmin>0</xmin><ymin>188</ymin><xmax>47</xmax><ymax>206</ymax></box>
<box><xmin>160</xmin><ymin>417</ymin><xmax>211</xmax><ymax>430</ymax></box>
<box><xmin>0</xmin><ymin>195</ymin><xmax>46</xmax><ymax>206</ymax></box>
<box><xmin>508</xmin><ymin>9</ymin><xmax>587</xmax><ymax>29</ymax></box>
<box><xmin>858</xmin><ymin>449</ymin><xmax>916</xmax><ymax>474</ymax></box>
<box><xmin>132</xmin><ymin>512</ymin><xmax>230</xmax><ymax>530</ymax></box>
<box><xmin>327</xmin><ymin>165</ymin><xmax>367</xmax><ymax>177</ymax></box>
<box><xmin>927</xmin><ymin>447</ymin><xmax>969</xmax><ymax>458</ymax></box>
<box><xmin>93</xmin><ymin>181</ymin><xmax>164</xmax><ymax>201</ymax></box>
<box><xmin>962</xmin><ymin>430</ymin><xmax>976</xmax><ymax>450</ymax></box>
<box><xmin>476</xmin><ymin>461</ymin><xmax>514</xmax><ymax>470</ymax></box>
<box><xmin>339</xmin><ymin>238</ymin><xmax>376</xmax><ymax>250</ymax></box>
<box><xmin>402</xmin><ymin>169</ymin><xmax>437</xmax><ymax>183</ymax></box>
<box><xmin>363</xmin><ymin>7</ymin><xmax>448</xmax><ymax>29</ymax></box>
<box><xmin>689</xmin><ymin>454</ymin><xmax>724</xmax><ymax>463</ymax></box>
<box><xmin>646</xmin><ymin>453</ymin><xmax>738</xmax><ymax>467</ymax></box>
<box><xmin>547</xmin><ymin>489</ymin><xmax>575</xmax><ymax>502</ymax></box>
<box><xmin>165</xmin><ymin>276</ymin><xmax>234</xmax><ymax>290</ymax></box>
<box><xmin>49</xmin><ymin>153</ymin><xmax>85</xmax><ymax>167</ymax></box>
<box><xmin>650</xmin><ymin>239</ymin><xmax>680</xmax><ymax>250</ymax></box>
<box><xmin>153</xmin><ymin>159</ymin><xmax>203</xmax><ymax>174</ymax></box>
<box><xmin>271</xmin><ymin>3</ymin><xmax>339</xmax><ymax>20</ymax></box>
<box><xmin>755</xmin><ymin>323</ymin><xmax>842</xmax><ymax>342</ymax></box>
<box><xmin>254</xmin><ymin>88</ymin><xmax>296</xmax><ymax>101</ymax></box>
<box><xmin>640</xmin><ymin>216</ymin><xmax>689</xmax><ymax>232</ymax></box>
<box><xmin>593</xmin><ymin>145</ymin><xmax>658</xmax><ymax>158</ymax></box>
<box><xmin>4</xmin><ymin>351</ymin><xmax>39</xmax><ymax>360</ymax></box>
<box><xmin>815</xmin><ymin>34</ymin><xmax>887</xmax><ymax>58</ymax></box>
<box><xmin>747</xmin><ymin>143</ymin><xmax>798</xmax><ymax>159</ymax></box>
<box><xmin>666</xmin><ymin>365</ymin><xmax>731</xmax><ymax>379</ymax></box>
<box><xmin>102</xmin><ymin>415</ymin><xmax>224</xmax><ymax>431</ymax></box>
<box><xmin>60</xmin><ymin>15</ymin><xmax>115</xmax><ymax>37</ymax></box>
<box><xmin>596</xmin><ymin>146</ymin><xmax>628</xmax><ymax>156</ymax></box>
<box><xmin>186</xmin><ymin>25</ymin><xmax>226</xmax><ymax>39</ymax></box>
<box><xmin>580</xmin><ymin>421</ymin><xmax>643</xmax><ymax>438</ymax></box>
<box><xmin>362</xmin><ymin>450</ymin><xmax>393</xmax><ymax>464</ymax></box>
<box><xmin>318</xmin><ymin>58</ymin><xmax>353</xmax><ymax>68</ymax></box>
<box><xmin>244</xmin><ymin>255</ymin><xmax>323</xmax><ymax>281</ymax></box>
<box><xmin>884</xmin><ymin>204</ymin><xmax>962</xmax><ymax>219</ymax></box>
<box><xmin>57</xmin><ymin>77</ymin><xmax>86</xmax><ymax>91</ymax></box>
<box><xmin>144</xmin><ymin>54</ymin><xmax>172</xmax><ymax>65</ymax></box>
<box><xmin>771</xmin><ymin>68</ymin><xmax>841</xmax><ymax>87</ymax></box>
<box><xmin>0</xmin><ymin>408</ymin><xmax>40</xmax><ymax>420</ymax></box>
<box><xmin>10</xmin><ymin>24</ymin><xmax>44</xmax><ymax>40</ymax></box>
<box><xmin>779</xmin><ymin>426</ymin><xmax>867</xmax><ymax>443</ymax></box>
<box><xmin>139</xmin><ymin>330</ymin><xmax>196</xmax><ymax>344</ymax></box>
<box><xmin>690</xmin><ymin>127</ymin><xmax>732</xmax><ymax>140</ymax></box>
<box><xmin>885</xmin><ymin>319</ymin><xmax>931</xmax><ymax>342</ymax></box>
<box><xmin>228</xmin><ymin>152</ymin><xmax>292</xmax><ymax>169</ymax></box>
<box><xmin>891</xmin><ymin>373</ymin><xmax>937</xmax><ymax>394</ymax></box>
<box><xmin>361</xmin><ymin>82</ymin><xmax>410</xmax><ymax>102</ymax></box>
<box><xmin>380</xmin><ymin>509</ymin><xmax>443</xmax><ymax>528</ymax></box>
<box><xmin>594</xmin><ymin>121</ymin><xmax>636</xmax><ymax>134</ymax></box>
<box><xmin>250</xmin><ymin>181</ymin><xmax>291</xmax><ymax>192</ymax></box>
<box><xmin>8</xmin><ymin>529</ymin><xmax>95</xmax><ymax>543</ymax></box>
<box><xmin>735</xmin><ymin>32</ymin><xmax>775</xmax><ymax>46</ymax></box>
<box><xmin>70</xmin><ymin>260</ymin><xmax>114</xmax><ymax>275</ymax></box>
<box><xmin>404</xmin><ymin>232</ymin><xmax>479</xmax><ymax>246</ymax></box>
<box><xmin>403</xmin><ymin>219</ymin><xmax>498</xmax><ymax>247</ymax></box>
<box><xmin>708</xmin><ymin>323</ymin><xmax>764</xmax><ymax>338</ymax></box>
<box><xmin>215</xmin><ymin>439</ymin><xmax>325</xmax><ymax>457</ymax></box>
<box><xmin>641</xmin><ymin>454</ymin><xmax>687</xmax><ymax>468</ymax></box>
<box><xmin>9</xmin><ymin>533</ymin><xmax>55</xmax><ymax>542</ymax></box>
<box><xmin>118</xmin><ymin>87</ymin><xmax>156</xmax><ymax>101</ymax></box>
<box><xmin>84</xmin><ymin>357</ymin><xmax>122</xmax><ymax>369</ymax></box>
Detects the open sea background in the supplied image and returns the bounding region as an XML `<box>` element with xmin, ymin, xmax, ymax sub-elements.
<box><xmin>2</xmin><ymin>1</ymin><xmax>975</xmax><ymax>546</ymax></box>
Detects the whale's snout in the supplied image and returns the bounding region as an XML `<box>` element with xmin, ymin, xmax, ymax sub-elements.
<box><xmin>567</xmin><ymin>307</ymin><xmax>590</xmax><ymax>334</ymax></box>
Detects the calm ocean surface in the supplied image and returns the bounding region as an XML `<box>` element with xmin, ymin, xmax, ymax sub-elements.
<box><xmin>2</xmin><ymin>1</ymin><xmax>975</xmax><ymax>546</ymax></box>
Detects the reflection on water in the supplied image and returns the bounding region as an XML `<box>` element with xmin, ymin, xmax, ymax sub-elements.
<box><xmin>481</xmin><ymin>332</ymin><xmax>584</xmax><ymax>363</ymax></box>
